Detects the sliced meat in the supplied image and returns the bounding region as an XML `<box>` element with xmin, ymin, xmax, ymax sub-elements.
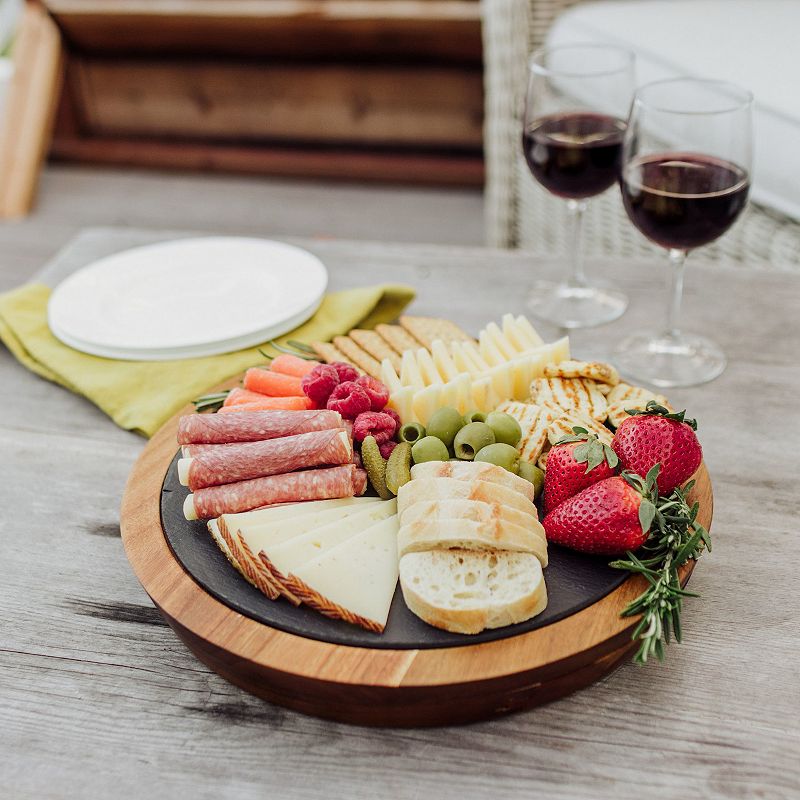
<box><xmin>189</xmin><ymin>465</ymin><xmax>361</xmax><ymax>519</ymax></box>
<box><xmin>184</xmin><ymin>429</ymin><xmax>352</xmax><ymax>491</ymax></box>
<box><xmin>177</xmin><ymin>409</ymin><xmax>342</xmax><ymax>444</ymax></box>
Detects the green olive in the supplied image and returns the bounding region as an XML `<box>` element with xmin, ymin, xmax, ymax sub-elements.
<box><xmin>474</xmin><ymin>443</ymin><xmax>521</xmax><ymax>474</ymax></box>
<box><xmin>399</xmin><ymin>422</ymin><xmax>426</xmax><ymax>444</ymax></box>
<box><xmin>453</xmin><ymin>421</ymin><xmax>496</xmax><ymax>460</ymax></box>
<box><xmin>485</xmin><ymin>411</ymin><xmax>522</xmax><ymax>447</ymax></box>
<box><xmin>425</xmin><ymin>406</ymin><xmax>465</xmax><ymax>449</ymax></box>
<box><xmin>411</xmin><ymin>436</ymin><xmax>450</xmax><ymax>464</ymax></box>
<box><xmin>463</xmin><ymin>409</ymin><xmax>487</xmax><ymax>424</ymax></box>
<box><xmin>518</xmin><ymin>461</ymin><xmax>545</xmax><ymax>499</ymax></box>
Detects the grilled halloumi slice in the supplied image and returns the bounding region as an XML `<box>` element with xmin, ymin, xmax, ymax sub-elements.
<box><xmin>606</xmin><ymin>383</ymin><xmax>672</xmax><ymax>428</ymax></box>
<box><xmin>530</xmin><ymin>377</ymin><xmax>609</xmax><ymax>422</ymax></box>
<box><xmin>543</xmin><ymin>359</ymin><xmax>620</xmax><ymax>387</ymax></box>
<box><xmin>547</xmin><ymin>410</ymin><xmax>614</xmax><ymax>446</ymax></box>
<box><xmin>496</xmin><ymin>400</ymin><xmax>557</xmax><ymax>464</ymax></box>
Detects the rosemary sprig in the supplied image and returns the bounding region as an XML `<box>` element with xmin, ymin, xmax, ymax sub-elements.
<box><xmin>192</xmin><ymin>391</ymin><xmax>229</xmax><ymax>413</ymax></box>
<box><xmin>610</xmin><ymin>479</ymin><xmax>711</xmax><ymax>665</ymax></box>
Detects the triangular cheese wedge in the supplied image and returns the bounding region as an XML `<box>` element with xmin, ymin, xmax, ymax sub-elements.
<box><xmin>284</xmin><ymin>515</ymin><xmax>401</xmax><ymax>633</ymax></box>
<box><xmin>220</xmin><ymin>496</ymin><xmax>378</xmax><ymax>531</ymax></box>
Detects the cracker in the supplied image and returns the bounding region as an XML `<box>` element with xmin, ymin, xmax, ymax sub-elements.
<box><xmin>311</xmin><ymin>342</ymin><xmax>360</xmax><ymax>371</ymax></box>
<box><xmin>530</xmin><ymin>377</ymin><xmax>609</xmax><ymax>422</ymax></box>
<box><xmin>349</xmin><ymin>329</ymin><xmax>402</xmax><ymax>371</ymax></box>
<box><xmin>543</xmin><ymin>359</ymin><xmax>620</xmax><ymax>387</ymax></box>
<box><xmin>375</xmin><ymin>323</ymin><xmax>420</xmax><ymax>355</ymax></box>
<box><xmin>333</xmin><ymin>336</ymin><xmax>383</xmax><ymax>379</ymax></box>
<box><xmin>399</xmin><ymin>315</ymin><xmax>472</xmax><ymax>349</ymax></box>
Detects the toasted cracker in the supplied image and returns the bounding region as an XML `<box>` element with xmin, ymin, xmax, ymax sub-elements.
<box><xmin>375</xmin><ymin>323</ymin><xmax>420</xmax><ymax>354</ymax></box>
<box><xmin>333</xmin><ymin>336</ymin><xmax>383</xmax><ymax>379</ymax></box>
<box><xmin>543</xmin><ymin>359</ymin><xmax>620</xmax><ymax>387</ymax></box>
<box><xmin>310</xmin><ymin>341</ymin><xmax>360</xmax><ymax>370</ymax></box>
<box><xmin>530</xmin><ymin>377</ymin><xmax>609</xmax><ymax>422</ymax></box>
<box><xmin>606</xmin><ymin>383</ymin><xmax>672</xmax><ymax>428</ymax></box>
<box><xmin>399</xmin><ymin>315</ymin><xmax>472</xmax><ymax>349</ymax></box>
<box><xmin>349</xmin><ymin>329</ymin><xmax>402</xmax><ymax>371</ymax></box>
<box><xmin>547</xmin><ymin>411</ymin><xmax>614</xmax><ymax>446</ymax></box>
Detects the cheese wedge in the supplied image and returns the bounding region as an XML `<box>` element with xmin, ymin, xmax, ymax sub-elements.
<box><xmin>415</xmin><ymin>348</ymin><xmax>443</xmax><ymax>385</ymax></box>
<box><xmin>388</xmin><ymin>385</ymin><xmax>417</xmax><ymax>423</ymax></box>
<box><xmin>501</xmin><ymin>313</ymin><xmax>530</xmax><ymax>352</ymax></box>
<box><xmin>516</xmin><ymin>315</ymin><xmax>545</xmax><ymax>348</ymax></box>
<box><xmin>398</xmin><ymin>518</ymin><xmax>548</xmax><ymax>567</ymax></box>
<box><xmin>284</xmin><ymin>515</ymin><xmax>401</xmax><ymax>633</ymax></box>
<box><xmin>479</xmin><ymin>330</ymin><xmax>507</xmax><ymax>367</ymax></box>
<box><xmin>397</xmin><ymin>477</ymin><xmax>536</xmax><ymax>518</ymax></box>
<box><xmin>412</xmin><ymin>383</ymin><xmax>443</xmax><ymax>426</ymax></box>
<box><xmin>409</xmin><ymin>460</ymin><xmax>536</xmax><ymax>502</ymax></box>
<box><xmin>220</xmin><ymin>496</ymin><xmax>378</xmax><ymax>530</ymax></box>
<box><xmin>259</xmin><ymin>501</ymin><xmax>397</xmax><ymax>594</ymax></box>
<box><xmin>431</xmin><ymin>340</ymin><xmax>460</xmax><ymax>382</ymax></box>
<box><xmin>380</xmin><ymin>358</ymin><xmax>402</xmax><ymax>393</ymax></box>
<box><xmin>207</xmin><ymin>518</ymin><xmax>247</xmax><ymax>578</ymax></box>
<box><xmin>400</xmin><ymin>349</ymin><xmax>425</xmax><ymax>388</ymax></box>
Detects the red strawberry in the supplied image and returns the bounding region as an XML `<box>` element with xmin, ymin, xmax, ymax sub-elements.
<box><xmin>542</xmin><ymin>428</ymin><xmax>619</xmax><ymax>515</ymax></box>
<box><xmin>543</xmin><ymin>471</ymin><xmax>659</xmax><ymax>556</ymax></box>
<box><xmin>612</xmin><ymin>402</ymin><xmax>702</xmax><ymax>495</ymax></box>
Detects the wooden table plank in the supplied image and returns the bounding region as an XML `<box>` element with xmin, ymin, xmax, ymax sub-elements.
<box><xmin>2</xmin><ymin>229</ymin><xmax>799</xmax><ymax>799</ymax></box>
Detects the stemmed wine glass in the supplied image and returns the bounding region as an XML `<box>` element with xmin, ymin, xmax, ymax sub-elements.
<box><xmin>523</xmin><ymin>44</ymin><xmax>635</xmax><ymax>328</ymax></box>
<box><xmin>615</xmin><ymin>78</ymin><xmax>753</xmax><ymax>387</ymax></box>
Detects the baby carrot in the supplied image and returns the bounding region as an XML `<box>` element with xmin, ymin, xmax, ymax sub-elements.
<box><xmin>269</xmin><ymin>353</ymin><xmax>319</xmax><ymax>377</ymax></box>
<box><xmin>243</xmin><ymin>368</ymin><xmax>304</xmax><ymax>397</ymax></box>
<box><xmin>222</xmin><ymin>387</ymin><xmax>271</xmax><ymax>407</ymax></box>
<box><xmin>218</xmin><ymin>396</ymin><xmax>313</xmax><ymax>413</ymax></box>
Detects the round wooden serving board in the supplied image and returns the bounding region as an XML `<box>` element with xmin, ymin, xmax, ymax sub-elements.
<box><xmin>120</xmin><ymin>403</ymin><xmax>713</xmax><ymax>727</ymax></box>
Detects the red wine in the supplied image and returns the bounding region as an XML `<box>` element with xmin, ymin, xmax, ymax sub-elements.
<box><xmin>523</xmin><ymin>112</ymin><xmax>626</xmax><ymax>199</ymax></box>
<box><xmin>621</xmin><ymin>154</ymin><xmax>749</xmax><ymax>250</ymax></box>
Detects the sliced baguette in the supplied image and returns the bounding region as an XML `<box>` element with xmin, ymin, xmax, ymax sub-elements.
<box><xmin>397</xmin><ymin>477</ymin><xmax>536</xmax><ymax>518</ymax></box>
<box><xmin>399</xmin><ymin>549</ymin><xmax>547</xmax><ymax>634</ymax></box>
<box><xmin>409</xmin><ymin>460</ymin><xmax>535</xmax><ymax>502</ymax></box>
<box><xmin>398</xmin><ymin>518</ymin><xmax>548</xmax><ymax>567</ymax></box>
<box><xmin>399</xmin><ymin>498</ymin><xmax>545</xmax><ymax>538</ymax></box>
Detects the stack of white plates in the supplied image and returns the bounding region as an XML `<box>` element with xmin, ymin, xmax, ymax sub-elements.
<box><xmin>47</xmin><ymin>237</ymin><xmax>329</xmax><ymax>361</ymax></box>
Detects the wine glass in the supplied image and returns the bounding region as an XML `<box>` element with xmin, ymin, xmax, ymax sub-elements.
<box><xmin>615</xmin><ymin>78</ymin><xmax>753</xmax><ymax>387</ymax></box>
<box><xmin>523</xmin><ymin>44</ymin><xmax>635</xmax><ymax>328</ymax></box>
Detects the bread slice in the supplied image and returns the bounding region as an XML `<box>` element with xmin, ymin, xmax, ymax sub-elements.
<box><xmin>399</xmin><ymin>550</ymin><xmax>547</xmax><ymax>634</ymax></box>
<box><xmin>409</xmin><ymin>460</ymin><xmax>535</xmax><ymax>502</ymax></box>
<box><xmin>397</xmin><ymin>477</ymin><xmax>536</xmax><ymax>518</ymax></box>
<box><xmin>398</xmin><ymin>518</ymin><xmax>548</xmax><ymax>567</ymax></box>
<box><xmin>399</xmin><ymin>498</ymin><xmax>544</xmax><ymax>537</ymax></box>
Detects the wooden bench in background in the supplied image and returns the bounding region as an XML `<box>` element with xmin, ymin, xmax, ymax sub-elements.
<box><xmin>0</xmin><ymin>0</ymin><xmax>484</xmax><ymax>217</ymax></box>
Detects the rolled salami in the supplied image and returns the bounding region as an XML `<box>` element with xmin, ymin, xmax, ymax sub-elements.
<box><xmin>184</xmin><ymin>464</ymin><xmax>362</xmax><ymax>520</ymax></box>
<box><xmin>177</xmin><ymin>409</ymin><xmax>342</xmax><ymax>445</ymax></box>
<box><xmin>180</xmin><ymin>429</ymin><xmax>353</xmax><ymax>491</ymax></box>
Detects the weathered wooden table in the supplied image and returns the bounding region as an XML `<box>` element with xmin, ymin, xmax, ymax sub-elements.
<box><xmin>2</xmin><ymin>228</ymin><xmax>798</xmax><ymax>799</ymax></box>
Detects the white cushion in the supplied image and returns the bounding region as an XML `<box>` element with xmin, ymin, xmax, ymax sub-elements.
<box><xmin>548</xmin><ymin>0</ymin><xmax>800</xmax><ymax>220</ymax></box>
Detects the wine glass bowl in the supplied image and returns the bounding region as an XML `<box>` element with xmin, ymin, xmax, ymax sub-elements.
<box><xmin>523</xmin><ymin>44</ymin><xmax>635</xmax><ymax>329</ymax></box>
<box><xmin>615</xmin><ymin>78</ymin><xmax>753</xmax><ymax>388</ymax></box>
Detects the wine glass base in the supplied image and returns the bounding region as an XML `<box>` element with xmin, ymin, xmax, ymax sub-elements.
<box><xmin>613</xmin><ymin>332</ymin><xmax>726</xmax><ymax>388</ymax></box>
<box><xmin>527</xmin><ymin>281</ymin><xmax>628</xmax><ymax>329</ymax></box>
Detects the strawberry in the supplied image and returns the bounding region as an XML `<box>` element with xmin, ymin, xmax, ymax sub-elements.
<box><xmin>542</xmin><ymin>428</ymin><xmax>619</xmax><ymax>515</ymax></box>
<box><xmin>543</xmin><ymin>469</ymin><xmax>658</xmax><ymax>556</ymax></box>
<box><xmin>612</xmin><ymin>402</ymin><xmax>702</xmax><ymax>495</ymax></box>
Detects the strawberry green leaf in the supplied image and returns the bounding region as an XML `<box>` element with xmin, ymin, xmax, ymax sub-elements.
<box><xmin>638</xmin><ymin>498</ymin><xmax>656</xmax><ymax>533</ymax></box>
<box><xmin>626</xmin><ymin>401</ymin><xmax>698</xmax><ymax>430</ymax></box>
<box><xmin>603</xmin><ymin>445</ymin><xmax>619</xmax><ymax>469</ymax></box>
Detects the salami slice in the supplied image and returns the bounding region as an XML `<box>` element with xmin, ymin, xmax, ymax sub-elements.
<box><xmin>187</xmin><ymin>465</ymin><xmax>361</xmax><ymax>519</ymax></box>
<box><xmin>177</xmin><ymin>409</ymin><xmax>342</xmax><ymax>445</ymax></box>
<box><xmin>182</xmin><ymin>429</ymin><xmax>353</xmax><ymax>491</ymax></box>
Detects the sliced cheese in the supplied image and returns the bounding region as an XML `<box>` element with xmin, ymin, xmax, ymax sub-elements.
<box><xmin>484</xmin><ymin>322</ymin><xmax>517</xmax><ymax>360</ymax></box>
<box><xmin>431</xmin><ymin>340</ymin><xmax>460</xmax><ymax>382</ymax></box>
<box><xmin>285</xmin><ymin>514</ymin><xmax>400</xmax><ymax>632</ymax></box>
<box><xmin>450</xmin><ymin>341</ymin><xmax>480</xmax><ymax>376</ymax></box>
<box><xmin>260</xmin><ymin>501</ymin><xmax>398</xmax><ymax>587</ymax></box>
<box><xmin>501</xmin><ymin>313</ymin><xmax>529</xmax><ymax>353</ymax></box>
<box><xmin>207</xmin><ymin>518</ymin><xmax>245</xmax><ymax>575</ymax></box>
<box><xmin>400</xmin><ymin>349</ymin><xmax>425</xmax><ymax>388</ymax></box>
<box><xmin>412</xmin><ymin>383</ymin><xmax>442</xmax><ymax>426</ymax></box>
<box><xmin>487</xmin><ymin>362</ymin><xmax>514</xmax><ymax>404</ymax></box>
<box><xmin>549</xmin><ymin>335</ymin><xmax>571</xmax><ymax>364</ymax></box>
<box><xmin>415</xmin><ymin>347</ymin><xmax>443</xmax><ymax>385</ymax></box>
<box><xmin>380</xmin><ymin>358</ymin><xmax>402</xmax><ymax>393</ymax></box>
<box><xmin>221</xmin><ymin>496</ymin><xmax>378</xmax><ymax>530</ymax></box>
<box><xmin>470</xmin><ymin>375</ymin><xmax>497</xmax><ymax>412</ymax></box>
<box><xmin>233</xmin><ymin>500</ymin><xmax>378</xmax><ymax>540</ymax></box>
<box><xmin>479</xmin><ymin>330</ymin><xmax>507</xmax><ymax>367</ymax></box>
<box><xmin>388</xmin><ymin>385</ymin><xmax>417</xmax><ymax>423</ymax></box>
<box><xmin>516</xmin><ymin>315</ymin><xmax>545</xmax><ymax>348</ymax></box>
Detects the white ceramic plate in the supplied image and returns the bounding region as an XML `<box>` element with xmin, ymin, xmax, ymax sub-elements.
<box><xmin>47</xmin><ymin>238</ymin><xmax>328</xmax><ymax>361</ymax></box>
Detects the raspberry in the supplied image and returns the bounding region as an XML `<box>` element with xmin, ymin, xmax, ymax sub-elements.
<box><xmin>355</xmin><ymin>375</ymin><xmax>390</xmax><ymax>411</ymax></box>
<box><xmin>301</xmin><ymin>364</ymin><xmax>340</xmax><ymax>407</ymax></box>
<box><xmin>326</xmin><ymin>381</ymin><xmax>371</xmax><ymax>419</ymax></box>
<box><xmin>352</xmin><ymin>411</ymin><xmax>397</xmax><ymax>444</ymax></box>
<box><xmin>379</xmin><ymin>440</ymin><xmax>398</xmax><ymax>460</ymax></box>
<box><xmin>381</xmin><ymin>407</ymin><xmax>401</xmax><ymax>433</ymax></box>
<box><xmin>329</xmin><ymin>362</ymin><xmax>360</xmax><ymax>383</ymax></box>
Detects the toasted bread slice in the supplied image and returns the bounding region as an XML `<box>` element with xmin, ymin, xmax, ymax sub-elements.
<box><xmin>399</xmin><ymin>549</ymin><xmax>548</xmax><ymax>634</ymax></box>
<box><xmin>409</xmin><ymin>459</ymin><xmax>535</xmax><ymax>502</ymax></box>
<box><xmin>398</xmin><ymin>518</ymin><xmax>548</xmax><ymax>566</ymax></box>
<box><xmin>543</xmin><ymin>359</ymin><xmax>620</xmax><ymax>387</ymax></box>
<box><xmin>530</xmin><ymin>377</ymin><xmax>608</xmax><ymax>422</ymax></box>
<box><xmin>397</xmin><ymin>477</ymin><xmax>536</xmax><ymax>518</ymax></box>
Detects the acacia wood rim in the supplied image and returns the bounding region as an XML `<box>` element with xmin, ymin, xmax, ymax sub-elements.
<box><xmin>120</xmin><ymin>387</ymin><xmax>713</xmax><ymax>724</ymax></box>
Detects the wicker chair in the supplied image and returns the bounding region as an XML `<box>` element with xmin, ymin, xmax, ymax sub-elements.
<box><xmin>481</xmin><ymin>0</ymin><xmax>800</xmax><ymax>271</ymax></box>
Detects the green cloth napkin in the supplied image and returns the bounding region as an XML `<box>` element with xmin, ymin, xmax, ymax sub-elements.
<box><xmin>0</xmin><ymin>282</ymin><xmax>415</xmax><ymax>437</ymax></box>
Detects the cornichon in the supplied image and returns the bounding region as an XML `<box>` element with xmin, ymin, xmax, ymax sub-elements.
<box><xmin>360</xmin><ymin>436</ymin><xmax>393</xmax><ymax>500</ymax></box>
<box><xmin>385</xmin><ymin>442</ymin><xmax>412</xmax><ymax>495</ymax></box>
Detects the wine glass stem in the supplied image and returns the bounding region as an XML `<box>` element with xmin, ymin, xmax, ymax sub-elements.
<box><xmin>666</xmin><ymin>248</ymin><xmax>687</xmax><ymax>339</ymax></box>
<box><xmin>566</xmin><ymin>199</ymin><xmax>588</xmax><ymax>289</ymax></box>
